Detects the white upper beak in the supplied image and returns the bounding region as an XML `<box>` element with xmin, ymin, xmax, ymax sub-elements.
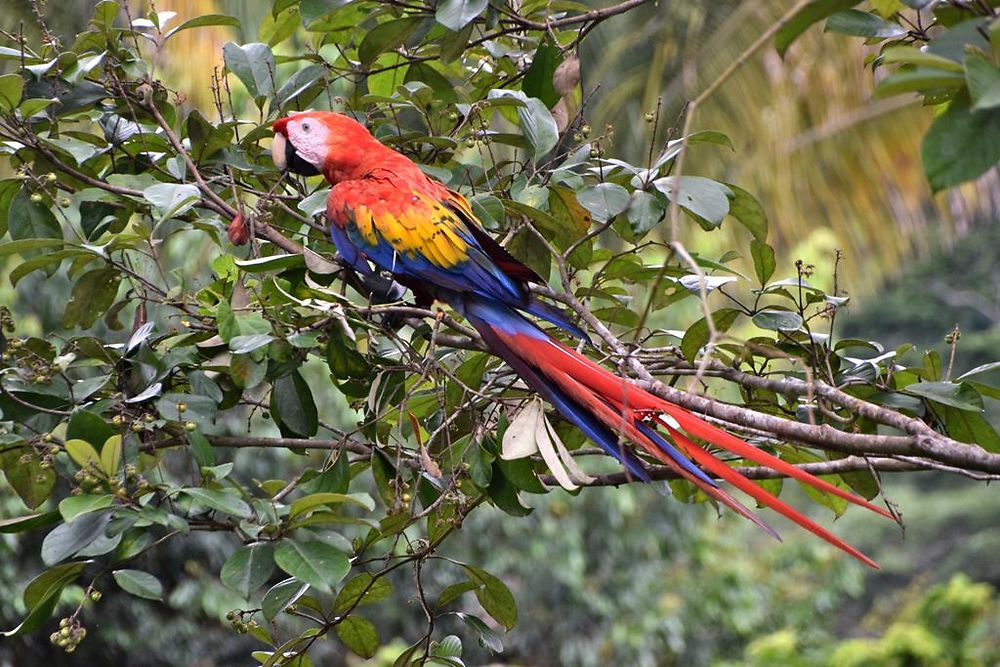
<box><xmin>271</xmin><ymin>132</ymin><xmax>287</xmax><ymax>171</ymax></box>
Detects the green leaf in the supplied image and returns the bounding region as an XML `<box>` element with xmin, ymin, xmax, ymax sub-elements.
<box><xmin>752</xmin><ymin>309</ymin><xmax>804</xmax><ymax>331</ymax></box>
<box><xmin>652</xmin><ymin>176</ymin><xmax>732</xmax><ymax>228</ymax></box>
<box><xmin>965</xmin><ymin>54</ymin><xmax>1000</xmax><ymax>111</ymax></box>
<box><xmin>825</xmin><ymin>10</ymin><xmax>905</xmax><ymax>37</ymax></box>
<box><xmin>750</xmin><ymin>239</ymin><xmax>776</xmax><ymax>285</ymax></box>
<box><xmin>905</xmin><ymin>381</ymin><xmax>983</xmax><ymax>411</ymax></box>
<box><xmin>435</xmin><ymin>0</ymin><xmax>487</xmax><ymax>31</ymax></box>
<box><xmin>222</xmin><ymin>42</ymin><xmax>276</xmax><ymax>99</ymax></box>
<box><xmin>922</xmin><ymin>97</ymin><xmax>1000</xmax><ymax>192</ymax></box>
<box><xmin>522</xmin><ymin>39</ymin><xmax>562</xmax><ymax>107</ymax></box>
<box><xmin>180</xmin><ymin>488</ymin><xmax>253</xmax><ymax>519</ymax></box>
<box><xmin>681</xmin><ymin>308</ymin><xmax>742</xmax><ymax>363</ymax></box>
<box><xmin>8</xmin><ymin>187</ymin><xmax>61</xmax><ymax>244</ymax></box>
<box><xmin>3</xmin><ymin>561</ymin><xmax>85</xmax><ymax>636</ymax></box>
<box><xmin>1</xmin><ymin>446</ymin><xmax>56</xmax><ymax>509</ymax></box>
<box><xmin>462</xmin><ymin>565</ymin><xmax>517</xmax><ymax>631</ymax></box>
<box><xmin>336</xmin><ymin>615</ymin><xmax>380</xmax><ymax>659</ymax></box>
<box><xmin>881</xmin><ymin>46</ymin><xmax>964</xmax><ymax>72</ymax></box>
<box><xmin>58</xmin><ymin>494</ymin><xmax>113</xmax><ymax>522</ymax></box>
<box><xmin>436</xmin><ymin>581</ymin><xmax>478</xmax><ymax>610</ymax></box>
<box><xmin>327</xmin><ymin>326</ymin><xmax>369</xmax><ymax>379</ymax></box>
<box><xmin>578</xmin><ymin>183</ymin><xmax>630</xmax><ymax>223</ymax></box>
<box><xmin>0</xmin><ymin>73</ymin><xmax>24</xmax><ymax>111</ymax></box>
<box><xmin>113</xmin><ymin>569</ymin><xmax>163</xmax><ymax>601</ymax></box>
<box><xmin>143</xmin><ymin>183</ymin><xmax>200</xmax><ymax>220</ymax></box>
<box><xmin>488</xmin><ymin>90</ymin><xmax>559</xmax><ymax>161</ymax></box>
<box><xmin>66</xmin><ymin>410</ymin><xmax>115</xmax><ymax>446</ymax></box>
<box><xmin>289</xmin><ymin>492</ymin><xmax>376</xmax><ymax>519</ymax></box>
<box><xmin>359</xmin><ymin>18</ymin><xmax>423</xmax><ymax>68</ymax></box>
<box><xmin>221</xmin><ymin>542</ymin><xmax>275</xmax><ymax>599</ymax></box>
<box><xmin>273</xmin><ymin>539</ymin><xmax>350</xmax><ymax>594</ymax></box>
<box><xmin>64</xmin><ymin>438</ymin><xmax>102</xmax><ymax>470</ymax></box>
<box><xmin>726</xmin><ymin>183</ymin><xmax>768</xmax><ymax>241</ymax></box>
<box><xmin>940</xmin><ymin>406</ymin><xmax>1000</xmax><ymax>452</ymax></box>
<box><xmin>270</xmin><ymin>371</ymin><xmax>319</xmax><ymax>438</ymax></box>
<box><xmin>229</xmin><ymin>334</ymin><xmax>274</xmax><ymax>354</ymax></box>
<box><xmin>262</xmin><ymin>577</ymin><xmax>310</xmax><ymax>621</ymax></box>
<box><xmin>333</xmin><ymin>573</ymin><xmax>393</xmax><ymax>614</ymax></box>
<box><xmin>100</xmin><ymin>434</ymin><xmax>121</xmax><ymax>476</ymax></box>
<box><xmin>164</xmin><ymin>13</ymin><xmax>241</xmax><ymax>40</ymax></box>
<box><xmin>62</xmin><ymin>268</ymin><xmax>121</xmax><ymax>329</ymax></box>
<box><xmin>41</xmin><ymin>510</ymin><xmax>111</xmax><ymax>565</ymax></box>
<box><xmin>276</xmin><ymin>64</ymin><xmax>326</xmax><ymax>107</ymax></box>
<box><xmin>0</xmin><ymin>511</ymin><xmax>60</xmax><ymax>534</ymax></box>
<box><xmin>775</xmin><ymin>0</ymin><xmax>861</xmax><ymax>57</ymax></box>
<box><xmin>457</xmin><ymin>612</ymin><xmax>504</xmax><ymax>653</ymax></box>
<box><xmin>188</xmin><ymin>430</ymin><xmax>216</xmax><ymax>467</ymax></box>
<box><xmin>874</xmin><ymin>67</ymin><xmax>965</xmax><ymax>97</ymax></box>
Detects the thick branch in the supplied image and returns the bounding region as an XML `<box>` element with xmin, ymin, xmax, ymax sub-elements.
<box><xmin>542</xmin><ymin>456</ymin><xmax>921</xmax><ymax>487</ymax></box>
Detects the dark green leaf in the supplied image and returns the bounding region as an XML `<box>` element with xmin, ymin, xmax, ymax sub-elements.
<box><xmin>270</xmin><ymin>371</ymin><xmax>319</xmax><ymax>438</ymax></box>
<box><xmin>0</xmin><ymin>73</ymin><xmax>24</xmax><ymax>111</ymax></box>
<box><xmin>457</xmin><ymin>612</ymin><xmax>504</xmax><ymax>653</ymax></box>
<box><xmin>333</xmin><ymin>573</ymin><xmax>393</xmax><ymax>614</ymax></box>
<box><xmin>923</xmin><ymin>97</ymin><xmax>1000</xmax><ymax>192</ymax></box>
<box><xmin>223</xmin><ymin>42</ymin><xmax>277</xmax><ymax>99</ymax></box>
<box><xmin>906</xmin><ymin>381</ymin><xmax>983</xmax><ymax>411</ymax></box>
<box><xmin>41</xmin><ymin>511</ymin><xmax>111</xmax><ymax>566</ymax></box>
<box><xmin>113</xmin><ymin>569</ymin><xmax>163</xmax><ymax>600</ymax></box>
<box><xmin>652</xmin><ymin>176</ymin><xmax>731</xmax><ymax>228</ymax></box>
<box><xmin>180</xmin><ymin>488</ymin><xmax>253</xmax><ymax>519</ymax></box>
<box><xmin>165</xmin><ymin>14</ymin><xmax>241</xmax><ymax>40</ymax></box>
<box><xmin>462</xmin><ymin>565</ymin><xmax>517</xmax><ymax>631</ymax></box>
<box><xmin>0</xmin><ymin>511</ymin><xmax>60</xmax><ymax>534</ymax></box>
<box><xmin>3</xmin><ymin>561</ymin><xmax>85</xmax><ymax>636</ymax></box>
<box><xmin>435</xmin><ymin>0</ymin><xmax>487</xmax><ymax>31</ymax></box>
<box><xmin>726</xmin><ymin>183</ymin><xmax>768</xmax><ymax>241</ymax></box>
<box><xmin>62</xmin><ymin>269</ymin><xmax>121</xmax><ymax>329</ymax></box>
<box><xmin>336</xmin><ymin>615</ymin><xmax>380</xmax><ymax>658</ymax></box>
<box><xmin>274</xmin><ymin>539</ymin><xmax>350</xmax><ymax>594</ymax></box>
<box><xmin>578</xmin><ymin>183</ymin><xmax>630</xmax><ymax>223</ymax></box>
<box><xmin>221</xmin><ymin>542</ymin><xmax>276</xmax><ymax>599</ymax></box>
<box><xmin>8</xmin><ymin>187</ymin><xmax>61</xmax><ymax>244</ymax></box>
<box><xmin>750</xmin><ymin>239</ymin><xmax>776</xmax><ymax>285</ymax></box>
<box><xmin>965</xmin><ymin>54</ymin><xmax>1000</xmax><ymax>111</ymax></box>
<box><xmin>681</xmin><ymin>308</ymin><xmax>742</xmax><ymax>363</ymax></box>
<box><xmin>874</xmin><ymin>67</ymin><xmax>965</xmax><ymax>97</ymax></box>
<box><xmin>825</xmin><ymin>10</ymin><xmax>906</xmax><ymax>37</ymax></box>
<box><xmin>262</xmin><ymin>577</ymin><xmax>310</xmax><ymax>621</ymax></box>
<box><xmin>940</xmin><ymin>405</ymin><xmax>1000</xmax><ymax>452</ymax></box>
<box><xmin>752</xmin><ymin>309</ymin><xmax>804</xmax><ymax>331</ymax></box>
<box><xmin>775</xmin><ymin>0</ymin><xmax>860</xmax><ymax>57</ymax></box>
<box><xmin>359</xmin><ymin>18</ymin><xmax>423</xmax><ymax>68</ymax></box>
<box><xmin>522</xmin><ymin>39</ymin><xmax>562</xmax><ymax>107</ymax></box>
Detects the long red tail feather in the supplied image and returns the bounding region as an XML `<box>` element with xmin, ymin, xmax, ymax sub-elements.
<box><xmin>480</xmin><ymin>316</ymin><xmax>892</xmax><ymax>568</ymax></box>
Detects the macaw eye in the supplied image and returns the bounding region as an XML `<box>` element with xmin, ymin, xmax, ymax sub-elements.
<box><xmin>301</xmin><ymin>121</ymin><xmax>311</xmax><ymax>133</ymax></box>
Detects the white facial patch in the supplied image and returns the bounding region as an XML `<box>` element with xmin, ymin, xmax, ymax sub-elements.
<box><xmin>285</xmin><ymin>118</ymin><xmax>330</xmax><ymax>169</ymax></box>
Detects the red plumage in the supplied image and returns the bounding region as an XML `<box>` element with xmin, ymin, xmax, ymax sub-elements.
<box><xmin>273</xmin><ymin>111</ymin><xmax>894</xmax><ymax>567</ymax></box>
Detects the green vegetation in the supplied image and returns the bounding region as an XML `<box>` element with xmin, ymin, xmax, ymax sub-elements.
<box><xmin>0</xmin><ymin>1</ymin><xmax>998</xmax><ymax>665</ymax></box>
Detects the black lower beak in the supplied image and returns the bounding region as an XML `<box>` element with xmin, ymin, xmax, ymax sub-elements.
<box><xmin>285</xmin><ymin>138</ymin><xmax>320</xmax><ymax>176</ymax></box>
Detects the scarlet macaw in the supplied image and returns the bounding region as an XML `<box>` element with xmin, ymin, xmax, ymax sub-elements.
<box><xmin>271</xmin><ymin>111</ymin><xmax>892</xmax><ymax>567</ymax></box>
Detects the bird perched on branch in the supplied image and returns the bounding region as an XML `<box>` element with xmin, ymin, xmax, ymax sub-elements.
<box><xmin>272</xmin><ymin>111</ymin><xmax>893</xmax><ymax>567</ymax></box>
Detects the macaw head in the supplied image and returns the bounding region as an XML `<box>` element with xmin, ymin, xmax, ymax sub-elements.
<box><xmin>271</xmin><ymin>111</ymin><xmax>381</xmax><ymax>181</ymax></box>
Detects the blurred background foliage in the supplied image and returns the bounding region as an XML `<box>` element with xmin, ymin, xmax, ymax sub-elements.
<box><xmin>0</xmin><ymin>1</ymin><xmax>997</xmax><ymax>666</ymax></box>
